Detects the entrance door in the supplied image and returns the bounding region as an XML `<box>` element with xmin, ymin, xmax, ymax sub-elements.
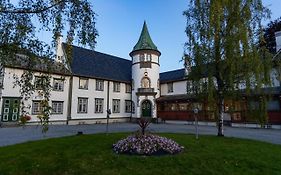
<box><xmin>1</xmin><ymin>98</ymin><xmax>20</xmax><ymax>122</ymax></box>
<box><xmin>142</xmin><ymin>100</ymin><xmax>152</xmax><ymax>117</ymax></box>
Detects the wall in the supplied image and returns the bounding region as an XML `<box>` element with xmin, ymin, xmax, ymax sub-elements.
<box><xmin>131</xmin><ymin>53</ymin><xmax>160</xmax><ymax>118</ymax></box>
<box><xmin>0</xmin><ymin>67</ymin><xmax>70</xmax><ymax>122</ymax></box>
<box><xmin>70</xmin><ymin>76</ymin><xmax>131</xmax><ymax>120</ymax></box>
<box><xmin>160</xmin><ymin>80</ymin><xmax>187</xmax><ymax>96</ymax></box>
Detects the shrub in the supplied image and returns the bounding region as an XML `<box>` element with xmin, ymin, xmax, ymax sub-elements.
<box><xmin>19</xmin><ymin>115</ymin><xmax>31</xmax><ymax>124</ymax></box>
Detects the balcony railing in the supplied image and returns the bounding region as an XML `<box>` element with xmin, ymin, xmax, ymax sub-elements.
<box><xmin>138</xmin><ymin>88</ymin><xmax>154</xmax><ymax>93</ymax></box>
<box><xmin>136</xmin><ymin>88</ymin><xmax>157</xmax><ymax>96</ymax></box>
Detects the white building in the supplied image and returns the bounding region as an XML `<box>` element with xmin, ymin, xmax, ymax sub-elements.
<box><xmin>0</xmin><ymin>22</ymin><xmax>280</xmax><ymax>125</ymax></box>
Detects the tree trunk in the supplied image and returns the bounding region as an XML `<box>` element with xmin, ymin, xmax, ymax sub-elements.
<box><xmin>218</xmin><ymin>92</ymin><xmax>224</xmax><ymax>136</ymax></box>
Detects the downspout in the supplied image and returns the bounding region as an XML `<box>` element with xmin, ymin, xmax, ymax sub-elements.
<box><xmin>107</xmin><ymin>81</ymin><xmax>110</xmax><ymax>120</ymax></box>
<box><xmin>130</xmin><ymin>83</ymin><xmax>133</xmax><ymax>122</ymax></box>
<box><xmin>66</xmin><ymin>75</ymin><xmax>73</xmax><ymax>125</ymax></box>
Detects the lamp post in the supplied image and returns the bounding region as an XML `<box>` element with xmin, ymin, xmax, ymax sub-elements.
<box><xmin>193</xmin><ymin>107</ymin><xmax>199</xmax><ymax>139</ymax></box>
<box><xmin>106</xmin><ymin>109</ymin><xmax>111</xmax><ymax>134</ymax></box>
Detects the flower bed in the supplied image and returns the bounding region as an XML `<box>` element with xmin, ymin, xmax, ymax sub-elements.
<box><xmin>113</xmin><ymin>134</ymin><xmax>184</xmax><ymax>156</ymax></box>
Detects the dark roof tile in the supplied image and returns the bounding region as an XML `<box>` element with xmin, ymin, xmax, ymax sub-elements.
<box><xmin>160</xmin><ymin>68</ymin><xmax>186</xmax><ymax>83</ymax></box>
<box><xmin>65</xmin><ymin>44</ymin><xmax>132</xmax><ymax>83</ymax></box>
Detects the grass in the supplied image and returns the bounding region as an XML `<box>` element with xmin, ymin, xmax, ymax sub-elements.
<box><xmin>0</xmin><ymin>133</ymin><xmax>281</xmax><ymax>175</ymax></box>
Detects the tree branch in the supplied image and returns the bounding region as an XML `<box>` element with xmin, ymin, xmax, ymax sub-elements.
<box><xmin>0</xmin><ymin>0</ymin><xmax>66</xmax><ymax>14</ymax></box>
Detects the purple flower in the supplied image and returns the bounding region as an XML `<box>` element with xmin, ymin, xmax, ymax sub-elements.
<box><xmin>113</xmin><ymin>134</ymin><xmax>183</xmax><ymax>156</ymax></box>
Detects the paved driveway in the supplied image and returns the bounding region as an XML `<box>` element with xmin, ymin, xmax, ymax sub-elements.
<box><xmin>0</xmin><ymin>123</ymin><xmax>280</xmax><ymax>147</ymax></box>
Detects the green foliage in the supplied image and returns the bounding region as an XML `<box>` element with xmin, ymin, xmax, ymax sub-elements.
<box><xmin>0</xmin><ymin>0</ymin><xmax>97</xmax><ymax>131</ymax></box>
<box><xmin>0</xmin><ymin>133</ymin><xmax>281</xmax><ymax>175</ymax></box>
<box><xmin>263</xmin><ymin>17</ymin><xmax>281</xmax><ymax>53</ymax></box>
<box><xmin>14</xmin><ymin>72</ymin><xmax>53</xmax><ymax>133</ymax></box>
<box><xmin>183</xmin><ymin>0</ymin><xmax>272</xmax><ymax>126</ymax></box>
<box><xmin>0</xmin><ymin>0</ymin><xmax>98</xmax><ymax>62</ymax></box>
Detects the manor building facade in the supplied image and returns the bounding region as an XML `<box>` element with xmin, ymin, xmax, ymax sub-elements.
<box><xmin>0</xmin><ymin>22</ymin><xmax>281</xmax><ymax>127</ymax></box>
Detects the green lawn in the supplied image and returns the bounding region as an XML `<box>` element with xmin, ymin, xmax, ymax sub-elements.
<box><xmin>0</xmin><ymin>133</ymin><xmax>281</xmax><ymax>175</ymax></box>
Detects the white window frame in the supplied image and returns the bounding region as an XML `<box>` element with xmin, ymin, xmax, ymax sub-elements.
<box><xmin>96</xmin><ymin>79</ymin><xmax>104</xmax><ymax>91</ymax></box>
<box><xmin>113</xmin><ymin>82</ymin><xmax>120</xmax><ymax>92</ymax></box>
<box><xmin>52</xmin><ymin>101</ymin><xmax>64</xmax><ymax>114</ymax></box>
<box><xmin>53</xmin><ymin>78</ymin><xmax>64</xmax><ymax>91</ymax></box>
<box><xmin>125</xmin><ymin>100</ymin><xmax>133</xmax><ymax>113</ymax></box>
<box><xmin>34</xmin><ymin>76</ymin><xmax>45</xmax><ymax>90</ymax></box>
<box><xmin>78</xmin><ymin>98</ymin><xmax>88</xmax><ymax>113</ymax></box>
<box><xmin>168</xmin><ymin>82</ymin><xmax>173</xmax><ymax>93</ymax></box>
<box><xmin>79</xmin><ymin>78</ymin><xmax>88</xmax><ymax>90</ymax></box>
<box><xmin>125</xmin><ymin>84</ymin><xmax>131</xmax><ymax>93</ymax></box>
<box><xmin>95</xmin><ymin>98</ymin><xmax>104</xmax><ymax>113</ymax></box>
<box><xmin>113</xmin><ymin>99</ymin><xmax>120</xmax><ymax>113</ymax></box>
<box><xmin>32</xmin><ymin>101</ymin><xmax>43</xmax><ymax>115</ymax></box>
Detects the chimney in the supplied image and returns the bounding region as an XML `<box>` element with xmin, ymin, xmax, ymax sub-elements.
<box><xmin>275</xmin><ymin>31</ymin><xmax>281</xmax><ymax>53</ymax></box>
<box><xmin>56</xmin><ymin>34</ymin><xmax>64</xmax><ymax>63</ymax></box>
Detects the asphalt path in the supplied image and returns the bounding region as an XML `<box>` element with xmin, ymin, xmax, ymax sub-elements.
<box><xmin>0</xmin><ymin>123</ymin><xmax>280</xmax><ymax>147</ymax></box>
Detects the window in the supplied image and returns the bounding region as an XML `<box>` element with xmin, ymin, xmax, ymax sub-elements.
<box><xmin>34</xmin><ymin>76</ymin><xmax>46</xmax><ymax>90</ymax></box>
<box><xmin>96</xmin><ymin>79</ymin><xmax>104</xmax><ymax>91</ymax></box>
<box><xmin>125</xmin><ymin>100</ymin><xmax>132</xmax><ymax>113</ymax></box>
<box><xmin>157</xmin><ymin>79</ymin><xmax>160</xmax><ymax>90</ymax></box>
<box><xmin>267</xmin><ymin>100</ymin><xmax>280</xmax><ymax>110</ymax></box>
<box><xmin>113</xmin><ymin>99</ymin><xmax>120</xmax><ymax>113</ymax></box>
<box><xmin>141</xmin><ymin>77</ymin><xmax>150</xmax><ymax>88</ymax></box>
<box><xmin>79</xmin><ymin>78</ymin><xmax>88</xmax><ymax>89</ymax></box>
<box><xmin>53</xmin><ymin>78</ymin><xmax>64</xmax><ymax>91</ymax></box>
<box><xmin>125</xmin><ymin>84</ymin><xmax>131</xmax><ymax>93</ymax></box>
<box><xmin>187</xmin><ymin>81</ymin><xmax>193</xmax><ymax>94</ymax></box>
<box><xmin>95</xmin><ymin>98</ymin><xmax>104</xmax><ymax>113</ymax></box>
<box><xmin>78</xmin><ymin>98</ymin><xmax>88</xmax><ymax>113</ymax></box>
<box><xmin>132</xmin><ymin>79</ymin><xmax>134</xmax><ymax>90</ymax></box>
<box><xmin>32</xmin><ymin>101</ymin><xmax>43</xmax><ymax>115</ymax></box>
<box><xmin>113</xmin><ymin>82</ymin><xmax>120</xmax><ymax>92</ymax></box>
<box><xmin>125</xmin><ymin>100</ymin><xmax>135</xmax><ymax>113</ymax></box>
<box><xmin>168</xmin><ymin>82</ymin><xmax>173</xmax><ymax>93</ymax></box>
<box><xmin>140</xmin><ymin>54</ymin><xmax>145</xmax><ymax>62</ymax></box>
<box><xmin>139</xmin><ymin>54</ymin><xmax>152</xmax><ymax>68</ymax></box>
<box><xmin>52</xmin><ymin>101</ymin><xmax>63</xmax><ymax>114</ymax></box>
<box><xmin>146</xmin><ymin>54</ymin><xmax>152</xmax><ymax>61</ymax></box>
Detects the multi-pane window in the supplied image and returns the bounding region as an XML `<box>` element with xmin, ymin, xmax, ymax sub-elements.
<box><xmin>125</xmin><ymin>100</ymin><xmax>135</xmax><ymax>113</ymax></box>
<box><xmin>132</xmin><ymin>79</ymin><xmax>134</xmax><ymax>90</ymax></box>
<box><xmin>96</xmin><ymin>79</ymin><xmax>104</xmax><ymax>91</ymax></box>
<box><xmin>52</xmin><ymin>101</ymin><xmax>63</xmax><ymax>114</ymax></box>
<box><xmin>187</xmin><ymin>81</ymin><xmax>193</xmax><ymax>94</ymax></box>
<box><xmin>113</xmin><ymin>82</ymin><xmax>120</xmax><ymax>92</ymax></box>
<box><xmin>125</xmin><ymin>84</ymin><xmax>131</xmax><ymax>93</ymax></box>
<box><xmin>113</xmin><ymin>99</ymin><xmax>120</xmax><ymax>113</ymax></box>
<box><xmin>140</xmin><ymin>54</ymin><xmax>145</xmax><ymax>62</ymax></box>
<box><xmin>79</xmin><ymin>78</ymin><xmax>88</xmax><ymax>89</ymax></box>
<box><xmin>78</xmin><ymin>98</ymin><xmax>88</xmax><ymax>113</ymax></box>
<box><xmin>32</xmin><ymin>101</ymin><xmax>43</xmax><ymax>115</ymax></box>
<box><xmin>157</xmin><ymin>79</ymin><xmax>160</xmax><ymax>90</ymax></box>
<box><xmin>95</xmin><ymin>98</ymin><xmax>104</xmax><ymax>113</ymax></box>
<box><xmin>140</xmin><ymin>54</ymin><xmax>151</xmax><ymax>62</ymax></box>
<box><xmin>168</xmin><ymin>82</ymin><xmax>173</xmax><ymax>93</ymax></box>
<box><xmin>34</xmin><ymin>76</ymin><xmax>46</xmax><ymax>90</ymax></box>
<box><xmin>53</xmin><ymin>78</ymin><xmax>64</xmax><ymax>91</ymax></box>
<box><xmin>146</xmin><ymin>54</ymin><xmax>152</xmax><ymax>61</ymax></box>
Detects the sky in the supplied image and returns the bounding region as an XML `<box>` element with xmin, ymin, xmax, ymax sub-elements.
<box><xmin>38</xmin><ymin>0</ymin><xmax>281</xmax><ymax>73</ymax></box>
<box><xmin>91</xmin><ymin>0</ymin><xmax>281</xmax><ymax>73</ymax></box>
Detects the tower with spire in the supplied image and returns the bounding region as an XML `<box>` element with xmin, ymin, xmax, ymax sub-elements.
<box><xmin>130</xmin><ymin>21</ymin><xmax>161</xmax><ymax>118</ymax></box>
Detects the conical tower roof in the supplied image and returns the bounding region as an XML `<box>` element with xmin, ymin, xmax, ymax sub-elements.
<box><xmin>130</xmin><ymin>21</ymin><xmax>160</xmax><ymax>56</ymax></box>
